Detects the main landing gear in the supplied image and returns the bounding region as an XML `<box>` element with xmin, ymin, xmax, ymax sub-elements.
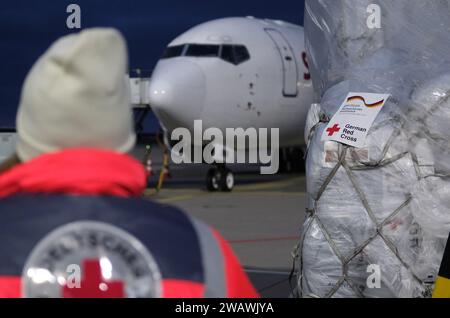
<box><xmin>206</xmin><ymin>164</ymin><xmax>234</xmax><ymax>192</ymax></box>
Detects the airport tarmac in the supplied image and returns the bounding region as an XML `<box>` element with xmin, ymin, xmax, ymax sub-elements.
<box><xmin>133</xmin><ymin>143</ymin><xmax>307</xmax><ymax>298</ymax></box>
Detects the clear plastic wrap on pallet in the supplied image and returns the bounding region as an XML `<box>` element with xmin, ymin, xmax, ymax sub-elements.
<box><xmin>304</xmin><ymin>0</ymin><xmax>450</xmax><ymax>98</ymax></box>
<box><xmin>296</xmin><ymin>0</ymin><xmax>450</xmax><ymax>298</ymax></box>
<box><xmin>301</xmin><ymin>90</ymin><xmax>438</xmax><ymax>298</ymax></box>
<box><xmin>408</xmin><ymin>74</ymin><xmax>450</xmax><ymax>243</ymax></box>
<box><xmin>409</xmin><ymin>74</ymin><xmax>450</xmax><ymax>174</ymax></box>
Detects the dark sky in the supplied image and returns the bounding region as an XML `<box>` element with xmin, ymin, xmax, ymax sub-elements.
<box><xmin>0</xmin><ymin>0</ymin><xmax>305</xmax><ymax>131</ymax></box>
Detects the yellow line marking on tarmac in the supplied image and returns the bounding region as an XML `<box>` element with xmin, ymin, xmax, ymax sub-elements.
<box><xmin>145</xmin><ymin>176</ymin><xmax>306</xmax><ymax>203</ymax></box>
<box><xmin>236</xmin><ymin>176</ymin><xmax>303</xmax><ymax>192</ymax></box>
<box><xmin>154</xmin><ymin>191</ymin><xmax>305</xmax><ymax>204</ymax></box>
<box><xmin>157</xmin><ymin>194</ymin><xmax>196</xmax><ymax>203</ymax></box>
<box><xmin>235</xmin><ymin>191</ymin><xmax>306</xmax><ymax>197</ymax></box>
<box><xmin>210</xmin><ymin>191</ymin><xmax>306</xmax><ymax>197</ymax></box>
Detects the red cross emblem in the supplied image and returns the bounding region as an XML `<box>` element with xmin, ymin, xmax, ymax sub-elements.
<box><xmin>388</xmin><ymin>218</ymin><xmax>404</xmax><ymax>231</ymax></box>
<box><xmin>62</xmin><ymin>259</ymin><xmax>125</xmax><ymax>298</ymax></box>
<box><xmin>326</xmin><ymin>124</ymin><xmax>341</xmax><ymax>136</ymax></box>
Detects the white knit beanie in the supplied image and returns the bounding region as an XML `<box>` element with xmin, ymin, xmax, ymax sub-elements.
<box><xmin>16</xmin><ymin>28</ymin><xmax>136</xmax><ymax>162</ymax></box>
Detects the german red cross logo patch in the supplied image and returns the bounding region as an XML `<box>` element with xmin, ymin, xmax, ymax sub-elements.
<box><xmin>22</xmin><ymin>221</ymin><xmax>162</xmax><ymax>298</ymax></box>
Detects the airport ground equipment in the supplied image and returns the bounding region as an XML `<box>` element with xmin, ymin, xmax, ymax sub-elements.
<box><xmin>0</xmin><ymin>129</ymin><xmax>17</xmax><ymax>163</ymax></box>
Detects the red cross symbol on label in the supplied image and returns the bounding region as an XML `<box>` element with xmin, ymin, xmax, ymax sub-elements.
<box><xmin>326</xmin><ymin>124</ymin><xmax>341</xmax><ymax>136</ymax></box>
<box><xmin>62</xmin><ymin>259</ymin><xmax>125</xmax><ymax>298</ymax></box>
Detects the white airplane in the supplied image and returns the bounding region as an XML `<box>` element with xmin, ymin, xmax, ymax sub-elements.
<box><xmin>0</xmin><ymin>130</ymin><xmax>17</xmax><ymax>163</ymax></box>
<box><xmin>148</xmin><ymin>17</ymin><xmax>314</xmax><ymax>191</ymax></box>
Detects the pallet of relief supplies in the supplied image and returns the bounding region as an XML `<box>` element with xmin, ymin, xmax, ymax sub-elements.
<box><xmin>295</xmin><ymin>0</ymin><xmax>450</xmax><ymax>298</ymax></box>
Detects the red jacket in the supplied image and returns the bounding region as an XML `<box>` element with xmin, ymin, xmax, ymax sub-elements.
<box><xmin>0</xmin><ymin>148</ymin><xmax>259</xmax><ymax>298</ymax></box>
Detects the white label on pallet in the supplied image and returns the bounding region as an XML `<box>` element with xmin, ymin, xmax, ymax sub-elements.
<box><xmin>322</xmin><ymin>92</ymin><xmax>390</xmax><ymax>148</ymax></box>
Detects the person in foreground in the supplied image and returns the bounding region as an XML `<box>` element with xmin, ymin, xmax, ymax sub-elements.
<box><xmin>0</xmin><ymin>28</ymin><xmax>258</xmax><ymax>298</ymax></box>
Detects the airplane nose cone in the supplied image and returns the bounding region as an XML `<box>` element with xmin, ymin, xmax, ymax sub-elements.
<box><xmin>149</xmin><ymin>60</ymin><xmax>206</xmax><ymax>131</ymax></box>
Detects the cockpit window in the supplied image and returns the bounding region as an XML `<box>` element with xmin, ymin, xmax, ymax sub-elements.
<box><xmin>185</xmin><ymin>44</ymin><xmax>220</xmax><ymax>57</ymax></box>
<box><xmin>161</xmin><ymin>43</ymin><xmax>251</xmax><ymax>65</ymax></box>
<box><xmin>161</xmin><ymin>45</ymin><xmax>185</xmax><ymax>59</ymax></box>
<box><xmin>220</xmin><ymin>45</ymin><xmax>250</xmax><ymax>65</ymax></box>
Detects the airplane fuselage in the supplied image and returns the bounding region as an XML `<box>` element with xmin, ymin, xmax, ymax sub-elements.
<box><xmin>149</xmin><ymin>17</ymin><xmax>313</xmax><ymax>149</ymax></box>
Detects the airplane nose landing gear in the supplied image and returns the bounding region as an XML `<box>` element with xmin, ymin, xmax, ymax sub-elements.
<box><xmin>206</xmin><ymin>164</ymin><xmax>234</xmax><ymax>192</ymax></box>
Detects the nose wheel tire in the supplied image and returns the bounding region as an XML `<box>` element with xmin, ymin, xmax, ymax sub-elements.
<box><xmin>206</xmin><ymin>168</ymin><xmax>220</xmax><ymax>191</ymax></box>
<box><xmin>219</xmin><ymin>169</ymin><xmax>234</xmax><ymax>192</ymax></box>
<box><xmin>206</xmin><ymin>167</ymin><xmax>234</xmax><ymax>192</ymax></box>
